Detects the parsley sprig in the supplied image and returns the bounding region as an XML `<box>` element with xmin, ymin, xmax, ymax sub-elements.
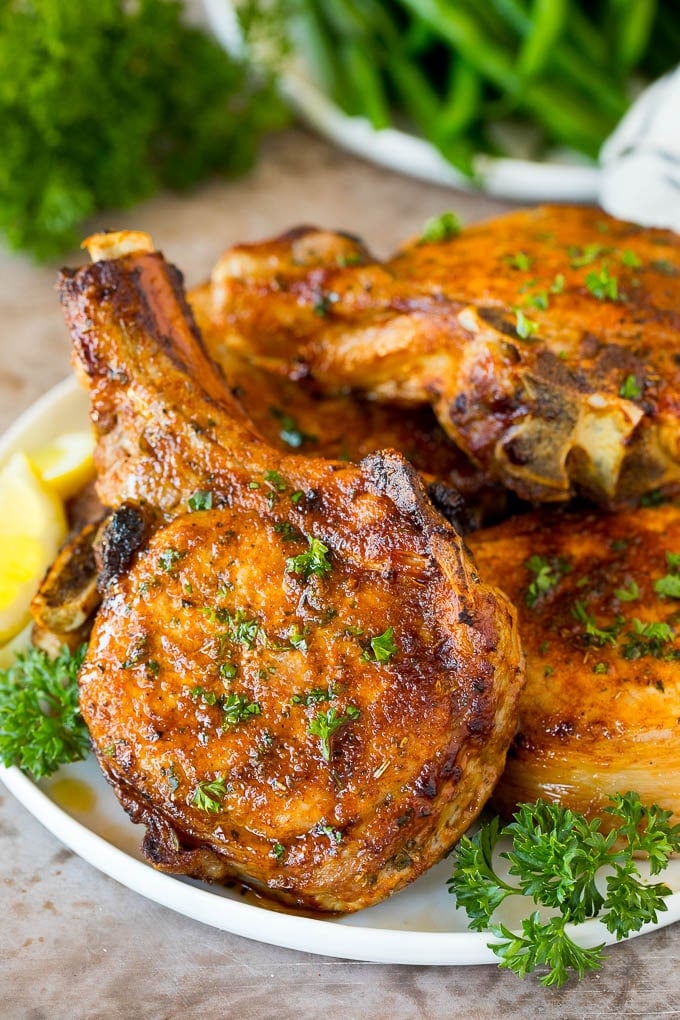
<box><xmin>360</xmin><ymin>626</ymin><xmax>399</xmax><ymax>663</ymax></box>
<box><xmin>191</xmin><ymin>777</ymin><xmax>227</xmax><ymax>813</ymax></box>
<box><xmin>286</xmin><ymin>535</ymin><xmax>332</xmax><ymax>580</ymax></box>
<box><xmin>0</xmin><ymin>645</ymin><xmax>89</xmax><ymax>779</ymax></box>
<box><xmin>525</xmin><ymin>554</ymin><xmax>570</xmax><ymax>608</ymax></box>
<box><xmin>308</xmin><ymin>704</ymin><xmax>360</xmax><ymax>761</ymax></box>
<box><xmin>449</xmin><ymin>794</ymin><xmax>680</xmax><ymax>987</ymax></box>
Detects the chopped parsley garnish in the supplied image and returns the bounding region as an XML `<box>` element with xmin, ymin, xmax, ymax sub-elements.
<box><xmin>651</xmin><ymin>259</ymin><xmax>679</xmax><ymax>277</ymax></box>
<box><xmin>274</xmin><ymin>520</ymin><xmax>303</xmax><ymax>543</ymax></box>
<box><xmin>336</xmin><ymin>252</ymin><xmax>364</xmax><ymax>267</ymax></box>
<box><xmin>312</xmin><ymin>290</ymin><xmax>339</xmax><ymax>317</ymax></box>
<box><xmin>187</xmin><ymin>489</ymin><xmax>213</xmax><ymax>512</ymax></box>
<box><xmin>505</xmin><ymin>251</ymin><xmax>532</xmax><ymax>271</ymax></box>
<box><xmin>654</xmin><ymin>553</ymin><xmax>680</xmax><ymax>599</ymax></box>
<box><xmin>514</xmin><ymin>308</ymin><xmax>538</xmax><ymax>340</ymax></box>
<box><xmin>191</xmin><ymin>685</ymin><xmax>217</xmax><ymax>705</ymax></box>
<box><xmin>620</xmin><ymin>619</ymin><xmax>677</xmax><ymax>660</ymax></box>
<box><xmin>525</xmin><ymin>555</ymin><xmax>570</xmax><ymax>607</ymax></box>
<box><xmin>121</xmin><ymin>635</ymin><xmax>149</xmax><ymax>669</ymax></box>
<box><xmin>287</xmin><ymin>624</ymin><xmax>308</xmax><ymax>651</ymax></box>
<box><xmin>569</xmin><ymin>243</ymin><xmax>607</xmax><ymax>267</ymax></box>
<box><xmin>654</xmin><ymin>575</ymin><xmax>680</xmax><ymax>599</ymax></box>
<box><xmin>290</xmin><ymin>490</ymin><xmax>304</xmax><ymax>506</ymax></box>
<box><xmin>315</xmin><ymin>824</ymin><xmax>343</xmax><ymax>844</ymax></box>
<box><xmin>619</xmin><ymin>374</ymin><xmax>641</xmax><ymax>400</ymax></box>
<box><xmin>621</xmin><ymin>249</ymin><xmax>642</xmax><ymax>268</ymax></box>
<box><xmin>640</xmin><ymin>489</ymin><xmax>669</xmax><ymax>508</ymax></box>
<box><xmin>308</xmin><ymin>705</ymin><xmax>360</xmax><ymax>761</ymax></box>
<box><xmin>0</xmin><ymin>644</ymin><xmax>89</xmax><ymax>779</ymax></box>
<box><xmin>191</xmin><ymin>778</ymin><xmax>227</xmax><ymax>813</ymax></box>
<box><xmin>550</xmin><ymin>273</ymin><xmax>565</xmax><ymax>294</ymax></box>
<box><xmin>222</xmin><ymin>693</ymin><xmax>262</xmax><ymax>726</ymax></box>
<box><xmin>219</xmin><ymin>661</ymin><xmax>238</xmax><ymax>680</ymax></box>
<box><xmin>264</xmin><ymin>470</ymin><xmax>287</xmax><ymax>492</ymax></box>
<box><xmin>272</xmin><ymin>842</ymin><xmax>285</xmax><ymax>861</ymax></box>
<box><xmin>360</xmin><ymin>626</ymin><xmax>399</xmax><ymax>663</ymax></box>
<box><xmin>448</xmin><ymin>793</ymin><xmax>680</xmax><ymax>987</ymax></box>
<box><xmin>419</xmin><ymin>211</ymin><xmax>461</xmax><ymax>244</ymax></box>
<box><xmin>226</xmin><ymin>609</ymin><xmax>261</xmax><ymax>649</ymax></box>
<box><xmin>158</xmin><ymin>548</ymin><xmax>185</xmax><ymax>572</ymax></box>
<box><xmin>571</xmin><ymin>601</ymin><xmax>621</xmax><ymax>646</ymax></box>
<box><xmin>525</xmin><ymin>289</ymin><xmax>548</xmax><ymax>311</ymax></box>
<box><xmin>585</xmin><ymin>265</ymin><xmax>619</xmax><ymax>301</ymax></box>
<box><xmin>614</xmin><ymin>580</ymin><xmax>640</xmax><ymax>602</ymax></box>
<box><xmin>593</xmin><ymin>661</ymin><xmax>609</xmax><ymax>674</ymax></box>
<box><xmin>291</xmin><ymin>685</ymin><xmax>337</xmax><ymax>706</ymax></box>
<box><xmin>270</xmin><ymin>408</ymin><xmax>317</xmax><ymax>449</ymax></box>
<box><xmin>286</xmin><ymin>535</ymin><xmax>332</xmax><ymax>579</ymax></box>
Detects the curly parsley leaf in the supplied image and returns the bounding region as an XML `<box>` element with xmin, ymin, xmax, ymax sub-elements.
<box><xmin>449</xmin><ymin>794</ymin><xmax>680</xmax><ymax>987</ymax></box>
<box><xmin>286</xmin><ymin>535</ymin><xmax>332</xmax><ymax>580</ymax></box>
<box><xmin>419</xmin><ymin>211</ymin><xmax>461</xmax><ymax>244</ymax></box>
<box><xmin>525</xmin><ymin>554</ymin><xmax>570</xmax><ymax>607</ymax></box>
<box><xmin>491</xmin><ymin>914</ymin><xmax>604</xmax><ymax>988</ymax></box>
<box><xmin>0</xmin><ymin>644</ymin><xmax>89</xmax><ymax>779</ymax></box>
<box><xmin>360</xmin><ymin>626</ymin><xmax>399</xmax><ymax>663</ymax></box>
<box><xmin>308</xmin><ymin>704</ymin><xmax>360</xmax><ymax>761</ymax></box>
<box><xmin>191</xmin><ymin>777</ymin><xmax>227</xmax><ymax>813</ymax></box>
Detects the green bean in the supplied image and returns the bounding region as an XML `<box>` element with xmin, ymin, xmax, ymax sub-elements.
<box><xmin>287</xmin><ymin>0</ymin><xmax>673</xmax><ymax>169</ymax></box>
<box><xmin>434</xmin><ymin>135</ymin><xmax>477</xmax><ymax>178</ymax></box>
<box><xmin>404</xmin><ymin>15</ymin><xmax>436</xmax><ymax>55</ymax></box>
<box><xmin>517</xmin><ymin>0</ymin><xmax>567</xmax><ymax>79</ymax></box>
<box><xmin>490</xmin><ymin>0</ymin><xmax>628</xmax><ymax>118</ymax></box>
<box><xmin>398</xmin><ymin>0</ymin><xmax>518</xmax><ymax>92</ymax></box>
<box><xmin>451</xmin><ymin>0</ymin><xmax>519</xmax><ymax>50</ymax></box>
<box><xmin>319</xmin><ymin>0</ymin><xmax>370</xmax><ymax>40</ymax></box>
<box><xmin>519</xmin><ymin>80</ymin><xmax>617</xmax><ymax>157</ymax></box>
<box><xmin>437</xmin><ymin>57</ymin><xmax>482</xmax><ymax>139</ymax></box>
<box><xmin>564</xmin><ymin>6</ymin><xmax>610</xmax><ymax>66</ymax></box>
<box><xmin>339</xmin><ymin>41</ymin><xmax>391</xmax><ymax>129</ymax></box>
<box><xmin>295</xmin><ymin>3</ymin><xmax>341</xmax><ymax>100</ymax></box>
<box><xmin>611</xmin><ymin>0</ymin><xmax>658</xmax><ymax>71</ymax></box>
<box><xmin>387</xmin><ymin>50</ymin><xmax>442</xmax><ymax>132</ymax></box>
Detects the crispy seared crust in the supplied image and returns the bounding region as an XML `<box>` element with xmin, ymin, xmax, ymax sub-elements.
<box><xmin>58</xmin><ymin>238</ymin><xmax>524</xmax><ymax>913</ymax></box>
<box><xmin>189</xmin><ymin>281</ymin><xmax>509</xmax><ymax>531</ymax></box>
<box><xmin>468</xmin><ymin>501</ymin><xmax>680</xmax><ymax>826</ymax></box>
<box><xmin>205</xmin><ymin>206</ymin><xmax>680</xmax><ymax>505</ymax></box>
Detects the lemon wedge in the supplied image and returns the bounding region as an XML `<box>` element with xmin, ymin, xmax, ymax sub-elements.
<box><xmin>0</xmin><ymin>452</ymin><xmax>67</xmax><ymax>644</ymax></box>
<box><xmin>30</xmin><ymin>430</ymin><xmax>95</xmax><ymax>500</ymax></box>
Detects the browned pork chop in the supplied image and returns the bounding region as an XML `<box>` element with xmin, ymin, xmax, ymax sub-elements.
<box><xmin>57</xmin><ymin>231</ymin><xmax>524</xmax><ymax>913</ymax></box>
<box><xmin>203</xmin><ymin>206</ymin><xmax>680</xmax><ymax>506</ymax></box>
<box><xmin>468</xmin><ymin>500</ymin><xmax>680</xmax><ymax>827</ymax></box>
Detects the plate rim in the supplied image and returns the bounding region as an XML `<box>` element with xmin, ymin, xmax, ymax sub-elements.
<box><xmin>1</xmin><ymin>377</ymin><xmax>678</xmax><ymax>965</ymax></box>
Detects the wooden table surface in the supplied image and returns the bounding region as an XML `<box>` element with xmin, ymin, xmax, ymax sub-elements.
<box><xmin>1</xmin><ymin>130</ymin><xmax>678</xmax><ymax>1019</ymax></box>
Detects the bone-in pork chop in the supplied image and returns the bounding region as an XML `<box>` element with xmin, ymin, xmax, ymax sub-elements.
<box><xmin>57</xmin><ymin>232</ymin><xmax>524</xmax><ymax>913</ymax></box>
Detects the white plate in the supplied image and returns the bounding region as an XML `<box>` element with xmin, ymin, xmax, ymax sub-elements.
<box><xmin>1</xmin><ymin>377</ymin><xmax>679</xmax><ymax>964</ymax></box>
<box><xmin>203</xmin><ymin>0</ymin><xmax>601</xmax><ymax>203</ymax></box>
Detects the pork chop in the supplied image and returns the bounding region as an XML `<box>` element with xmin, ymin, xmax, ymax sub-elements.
<box><xmin>204</xmin><ymin>207</ymin><xmax>680</xmax><ymax>506</ymax></box>
<box><xmin>468</xmin><ymin>499</ymin><xmax>680</xmax><ymax>826</ymax></box>
<box><xmin>57</xmin><ymin>231</ymin><xmax>524</xmax><ymax>913</ymax></box>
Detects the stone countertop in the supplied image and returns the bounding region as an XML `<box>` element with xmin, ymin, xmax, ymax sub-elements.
<box><xmin>1</xmin><ymin>130</ymin><xmax>678</xmax><ymax>1019</ymax></box>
